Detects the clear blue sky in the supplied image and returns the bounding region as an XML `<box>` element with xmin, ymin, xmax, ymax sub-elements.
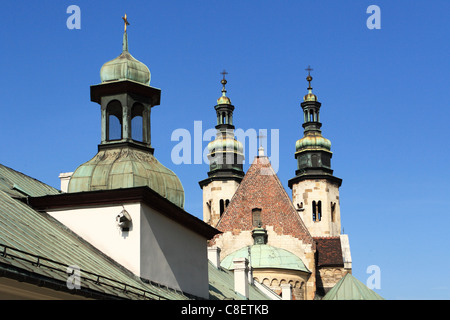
<box><xmin>1</xmin><ymin>1</ymin><xmax>449</xmax><ymax>300</ymax></box>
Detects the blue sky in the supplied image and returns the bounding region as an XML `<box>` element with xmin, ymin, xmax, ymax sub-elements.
<box><xmin>1</xmin><ymin>1</ymin><xmax>449</xmax><ymax>300</ymax></box>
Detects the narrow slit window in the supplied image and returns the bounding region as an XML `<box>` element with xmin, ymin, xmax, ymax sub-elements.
<box><xmin>220</xmin><ymin>199</ymin><xmax>225</xmax><ymax>216</ymax></box>
<box><xmin>318</xmin><ymin>201</ymin><xmax>322</xmax><ymax>221</ymax></box>
<box><xmin>312</xmin><ymin>201</ymin><xmax>317</xmax><ymax>221</ymax></box>
<box><xmin>331</xmin><ymin>202</ymin><xmax>336</xmax><ymax>222</ymax></box>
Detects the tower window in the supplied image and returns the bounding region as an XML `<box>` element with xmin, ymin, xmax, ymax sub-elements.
<box><xmin>252</xmin><ymin>208</ymin><xmax>262</xmax><ymax>227</ymax></box>
<box><xmin>220</xmin><ymin>199</ymin><xmax>225</xmax><ymax>216</ymax></box>
<box><xmin>106</xmin><ymin>100</ymin><xmax>122</xmax><ymax>141</ymax></box>
<box><xmin>131</xmin><ymin>103</ymin><xmax>144</xmax><ymax>142</ymax></box>
<box><xmin>312</xmin><ymin>201</ymin><xmax>316</xmax><ymax>221</ymax></box>
<box><xmin>312</xmin><ymin>201</ymin><xmax>322</xmax><ymax>222</ymax></box>
<box><xmin>331</xmin><ymin>202</ymin><xmax>336</xmax><ymax>222</ymax></box>
<box><xmin>311</xmin><ymin>154</ymin><xmax>319</xmax><ymax>167</ymax></box>
<box><xmin>317</xmin><ymin>201</ymin><xmax>322</xmax><ymax>221</ymax></box>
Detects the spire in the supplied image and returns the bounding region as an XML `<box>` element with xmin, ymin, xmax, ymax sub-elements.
<box><xmin>122</xmin><ymin>14</ymin><xmax>130</xmax><ymax>52</ymax></box>
<box><xmin>288</xmin><ymin>65</ymin><xmax>342</xmax><ymax>189</ymax></box>
<box><xmin>100</xmin><ymin>14</ymin><xmax>151</xmax><ymax>86</ymax></box>
<box><xmin>217</xmin><ymin>70</ymin><xmax>231</xmax><ymax>105</ymax></box>
<box><xmin>304</xmin><ymin>66</ymin><xmax>317</xmax><ymax>102</ymax></box>
<box><xmin>257</xmin><ymin>132</ymin><xmax>266</xmax><ymax>157</ymax></box>
<box><xmin>221</xmin><ymin>70</ymin><xmax>228</xmax><ymax>96</ymax></box>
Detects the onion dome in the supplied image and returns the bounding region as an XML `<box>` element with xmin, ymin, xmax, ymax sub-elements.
<box><xmin>296</xmin><ymin>134</ymin><xmax>331</xmax><ymax>151</ymax></box>
<box><xmin>67</xmin><ymin>146</ymin><xmax>185</xmax><ymax>208</ymax></box>
<box><xmin>207</xmin><ymin>137</ymin><xmax>244</xmax><ymax>155</ymax></box>
<box><xmin>100</xmin><ymin>30</ymin><xmax>151</xmax><ymax>85</ymax></box>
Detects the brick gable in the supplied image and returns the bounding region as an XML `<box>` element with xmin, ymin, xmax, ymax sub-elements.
<box><xmin>216</xmin><ymin>156</ymin><xmax>315</xmax><ymax>246</ymax></box>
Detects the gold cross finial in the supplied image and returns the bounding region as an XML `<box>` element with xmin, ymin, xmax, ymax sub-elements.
<box><xmin>220</xmin><ymin>69</ymin><xmax>228</xmax><ymax>81</ymax></box>
<box><xmin>220</xmin><ymin>69</ymin><xmax>228</xmax><ymax>94</ymax></box>
<box><xmin>122</xmin><ymin>14</ymin><xmax>130</xmax><ymax>32</ymax></box>
<box><xmin>305</xmin><ymin>65</ymin><xmax>313</xmax><ymax>89</ymax></box>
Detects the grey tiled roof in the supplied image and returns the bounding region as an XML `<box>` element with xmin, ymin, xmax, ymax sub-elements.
<box><xmin>0</xmin><ymin>163</ymin><xmax>191</xmax><ymax>300</ymax></box>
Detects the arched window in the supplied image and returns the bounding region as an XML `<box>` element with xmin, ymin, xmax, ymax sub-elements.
<box><xmin>311</xmin><ymin>154</ymin><xmax>319</xmax><ymax>167</ymax></box>
<box><xmin>312</xmin><ymin>201</ymin><xmax>317</xmax><ymax>221</ymax></box>
<box><xmin>331</xmin><ymin>202</ymin><xmax>336</xmax><ymax>222</ymax></box>
<box><xmin>225</xmin><ymin>199</ymin><xmax>230</xmax><ymax>207</ymax></box>
<box><xmin>106</xmin><ymin>100</ymin><xmax>122</xmax><ymax>141</ymax></box>
<box><xmin>318</xmin><ymin>200</ymin><xmax>322</xmax><ymax>221</ymax></box>
<box><xmin>131</xmin><ymin>103</ymin><xmax>144</xmax><ymax>142</ymax></box>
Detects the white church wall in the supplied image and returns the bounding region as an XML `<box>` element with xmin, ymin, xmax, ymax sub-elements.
<box><xmin>140</xmin><ymin>203</ymin><xmax>209</xmax><ymax>299</ymax></box>
<box><xmin>47</xmin><ymin>201</ymin><xmax>210</xmax><ymax>299</ymax></box>
<box><xmin>47</xmin><ymin>203</ymin><xmax>142</xmax><ymax>276</ymax></box>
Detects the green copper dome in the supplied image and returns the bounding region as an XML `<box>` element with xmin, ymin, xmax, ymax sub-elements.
<box><xmin>220</xmin><ymin>244</ymin><xmax>310</xmax><ymax>273</ymax></box>
<box><xmin>296</xmin><ymin>134</ymin><xmax>331</xmax><ymax>151</ymax></box>
<box><xmin>67</xmin><ymin>146</ymin><xmax>185</xmax><ymax>208</ymax></box>
<box><xmin>100</xmin><ymin>32</ymin><xmax>151</xmax><ymax>85</ymax></box>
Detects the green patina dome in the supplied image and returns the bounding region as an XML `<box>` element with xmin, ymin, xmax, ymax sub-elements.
<box><xmin>67</xmin><ymin>147</ymin><xmax>185</xmax><ymax>208</ymax></box>
<box><xmin>296</xmin><ymin>135</ymin><xmax>331</xmax><ymax>151</ymax></box>
<box><xmin>207</xmin><ymin>137</ymin><xmax>244</xmax><ymax>155</ymax></box>
<box><xmin>100</xmin><ymin>33</ymin><xmax>151</xmax><ymax>85</ymax></box>
<box><xmin>220</xmin><ymin>244</ymin><xmax>310</xmax><ymax>273</ymax></box>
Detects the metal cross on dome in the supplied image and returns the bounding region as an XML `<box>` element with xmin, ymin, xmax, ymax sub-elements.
<box><xmin>220</xmin><ymin>69</ymin><xmax>228</xmax><ymax>81</ymax></box>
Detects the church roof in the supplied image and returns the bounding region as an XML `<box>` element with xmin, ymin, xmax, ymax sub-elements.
<box><xmin>0</xmin><ymin>164</ymin><xmax>60</xmax><ymax>198</ymax></box>
<box><xmin>67</xmin><ymin>146</ymin><xmax>185</xmax><ymax>209</ymax></box>
<box><xmin>314</xmin><ymin>237</ymin><xmax>344</xmax><ymax>267</ymax></box>
<box><xmin>216</xmin><ymin>155</ymin><xmax>314</xmax><ymax>246</ymax></box>
<box><xmin>322</xmin><ymin>273</ymin><xmax>384</xmax><ymax>300</ymax></box>
<box><xmin>0</xmin><ymin>164</ymin><xmax>195</xmax><ymax>300</ymax></box>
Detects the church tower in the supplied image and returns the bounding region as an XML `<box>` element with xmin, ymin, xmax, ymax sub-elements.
<box><xmin>288</xmin><ymin>68</ymin><xmax>342</xmax><ymax>237</ymax></box>
<box><xmin>67</xmin><ymin>15</ymin><xmax>184</xmax><ymax>208</ymax></box>
<box><xmin>199</xmin><ymin>72</ymin><xmax>245</xmax><ymax>227</ymax></box>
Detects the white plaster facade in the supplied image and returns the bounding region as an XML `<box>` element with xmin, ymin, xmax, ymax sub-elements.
<box><xmin>46</xmin><ymin>201</ymin><xmax>209</xmax><ymax>299</ymax></box>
